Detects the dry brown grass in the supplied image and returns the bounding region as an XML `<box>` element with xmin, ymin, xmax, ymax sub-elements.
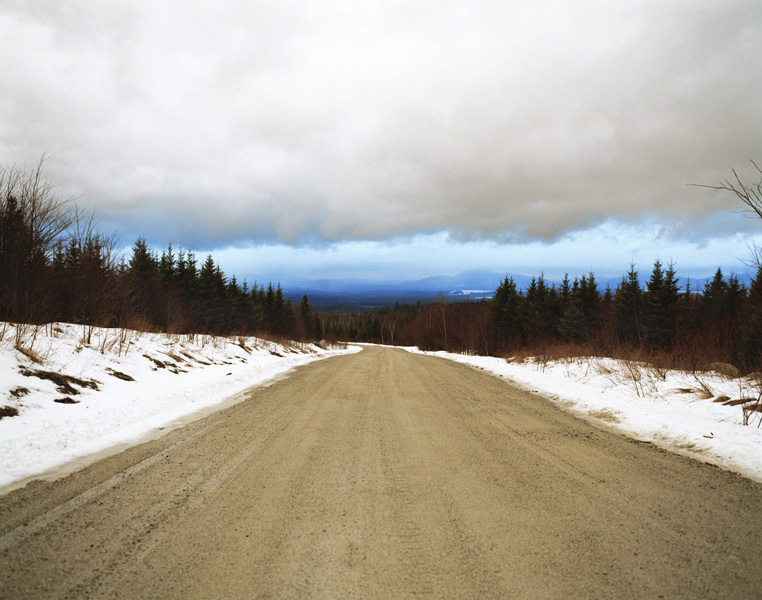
<box><xmin>0</xmin><ymin>405</ymin><xmax>19</xmax><ymax>419</ymax></box>
<box><xmin>15</xmin><ymin>345</ymin><xmax>43</xmax><ymax>364</ymax></box>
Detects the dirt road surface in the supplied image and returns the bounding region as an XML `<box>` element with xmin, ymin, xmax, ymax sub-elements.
<box><xmin>1</xmin><ymin>346</ymin><xmax>761</xmax><ymax>598</ymax></box>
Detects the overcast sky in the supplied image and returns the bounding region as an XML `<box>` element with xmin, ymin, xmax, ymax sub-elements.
<box><xmin>2</xmin><ymin>0</ymin><xmax>761</xmax><ymax>283</ymax></box>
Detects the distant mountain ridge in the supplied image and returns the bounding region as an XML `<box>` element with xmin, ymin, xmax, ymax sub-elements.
<box><xmin>284</xmin><ymin>270</ymin><xmax>529</xmax><ymax>296</ymax></box>
<box><xmin>264</xmin><ymin>269</ymin><xmax>751</xmax><ymax>312</ymax></box>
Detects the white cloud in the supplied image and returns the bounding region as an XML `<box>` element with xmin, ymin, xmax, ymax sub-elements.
<box><xmin>208</xmin><ymin>216</ymin><xmax>762</xmax><ymax>284</ymax></box>
<box><xmin>1</xmin><ymin>0</ymin><xmax>760</xmax><ymax>270</ymax></box>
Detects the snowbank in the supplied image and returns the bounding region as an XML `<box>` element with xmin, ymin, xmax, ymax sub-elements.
<box><xmin>0</xmin><ymin>322</ymin><xmax>360</xmax><ymax>492</ymax></box>
<box><xmin>406</xmin><ymin>348</ymin><xmax>762</xmax><ymax>483</ymax></box>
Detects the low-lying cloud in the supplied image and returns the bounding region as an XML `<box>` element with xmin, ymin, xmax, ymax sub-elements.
<box><xmin>1</xmin><ymin>1</ymin><xmax>760</xmax><ymax>249</ymax></box>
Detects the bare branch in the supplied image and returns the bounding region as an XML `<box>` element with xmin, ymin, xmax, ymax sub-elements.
<box><xmin>690</xmin><ymin>160</ymin><xmax>762</xmax><ymax>221</ymax></box>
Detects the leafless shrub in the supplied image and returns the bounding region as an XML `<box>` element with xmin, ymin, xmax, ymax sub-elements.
<box><xmin>80</xmin><ymin>323</ymin><xmax>96</xmax><ymax>346</ymax></box>
<box><xmin>622</xmin><ymin>361</ymin><xmax>646</xmax><ymax>397</ymax></box>
<box><xmin>742</xmin><ymin>394</ymin><xmax>762</xmax><ymax>427</ymax></box>
<box><xmin>594</xmin><ymin>359</ymin><xmax>648</xmax><ymax>397</ymax></box>
<box><xmin>237</xmin><ymin>336</ymin><xmax>251</xmax><ymax>353</ymax></box>
<box><xmin>98</xmin><ymin>330</ymin><xmax>119</xmax><ymax>355</ymax></box>
<box><xmin>649</xmin><ymin>363</ymin><xmax>669</xmax><ymax>381</ymax></box>
<box><xmin>739</xmin><ymin>374</ymin><xmax>762</xmax><ymax>426</ymax></box>
<box><xmin>116</xmin><ymin>327</ymin><xmax>135</xmax><ymax>357</ymax></box>
<box><xmin>692</xmin><ymin>376</ymin><xmax>715</xmax><ymax>399</ymax></box>
<box><xmin>13</xmin><ymin>323</ymin><xmax>44</xmax><ymax>363</ymax></box>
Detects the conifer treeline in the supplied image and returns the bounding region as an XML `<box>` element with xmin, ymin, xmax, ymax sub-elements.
<box><xmin>0</xmin><ymin>162</ymin><xmax>319</xmax><ymax>339</ymax></box>
<box><xmin>321</xmin><ymin>261</ymin><xmax>762</xmax><ymax>373</ymax></box>
<box><xmin>4</xmin><ymin>230</ymin><xmax>321</xmax><ymax>339</ymax></box>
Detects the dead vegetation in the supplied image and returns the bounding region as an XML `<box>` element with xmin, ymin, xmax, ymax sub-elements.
<box><xmin>19</xmin><ymin>366</ymin><xmax>99</xmax><ymax>395</ymax></box>
<box><xmin>105</xmin><ymin>368</ymin><xmax>134</xmax><ymax>382</ymax></box>
<box><xmin>54</xmin><ymin>397</ymin><xmax>79</xmax><ymax>404</ymax></box>
<box><xmin>0</xmin><ymin>405</ymin><xmax>19</xmax><ymax>419</ymax></box>
<box><xmin>9</xmin><ymin>386</ymin><xmax>29</xmax><ymax>398</ymax></box>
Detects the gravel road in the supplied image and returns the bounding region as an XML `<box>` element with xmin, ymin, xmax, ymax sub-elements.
<box><xmin>1</xmin><ymin>346</ymin><xmax>761</xmax><ymax>598</ymax></box>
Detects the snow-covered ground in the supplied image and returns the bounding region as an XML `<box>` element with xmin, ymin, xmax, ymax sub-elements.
<box><xmin>0</xmin><ymin>322</ymin><xmax>360</xmax><ymax>493</ymax></box>
<box><xmin>406</xmin><ymin>347</ymin><xmax>762</xmax><ymax>483</ymax></box>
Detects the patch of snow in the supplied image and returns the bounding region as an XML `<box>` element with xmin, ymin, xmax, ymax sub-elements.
<box><xmin>406</xmin><ymin>347</ymin><xmax>762</xmax><ymax>483</ymax></box>
<box><xmin>0</xmin><ymin>322</ymin><xmax>360</xmax><ymax>492</ymax></box>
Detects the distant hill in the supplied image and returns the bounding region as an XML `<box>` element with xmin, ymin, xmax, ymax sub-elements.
<box><xmin>281</xmin><ymin>270</ymin><xmax>529</xmax><ymax>311</ymax></box>
<box><xmin>270</xmin><ymin>269</ymin><xmax>752</xmax><ymax>312</ymax></box>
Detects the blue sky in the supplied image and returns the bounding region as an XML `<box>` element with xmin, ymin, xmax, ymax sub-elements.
<box><xmin>2</xmin><ymin>1</ymin><xmax>761</xmax><ymax>284</ymax></box>
<box><xmin>211</xmin><ymin>217</ymin><xmax>761</xmax><ymax>285</ymax></box>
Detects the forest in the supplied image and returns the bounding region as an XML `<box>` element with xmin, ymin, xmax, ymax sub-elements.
<box><xmin>2</xmin><ymin>159</ymin><xmax>761</xmax><ymax>373</ymax></box>
<box><xmin>0</xmin><ymin>161</ymin><xmax>319</xmax><ymax>341</ymax></box>
<box><xmin>321</xmin><ymin>263</ymin><xmax>762</xmax><ymax>374</ymax></box>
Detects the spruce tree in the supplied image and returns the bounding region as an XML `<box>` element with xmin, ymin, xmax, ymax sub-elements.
<box><xmin>644</xmin><ymin>260</ymin><xmax>680</xmax><ymax>350</ymax></box>
<box><xmin>739</xmin><ymin>265</ymin><xmax>762</xmax><ymax>369</ymax></box>
<box><xmin>614</xmin><ymin>263</ymin><xmax>642</xmax><ymax>344</ymax></box>
<box><xmin>492</xmin><ymin>277</ymin><xmax>522</xmax><ymax>350</ymax></box>
<box><xmin>127</xmin><ymin>237</ymin><xmax>158</xmax><ymax>326</ymax></box>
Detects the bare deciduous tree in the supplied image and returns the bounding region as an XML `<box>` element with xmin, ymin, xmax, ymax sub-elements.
<box><xmin>0</xmin><ymin>156</ymin><xmax>81</xmax><ymax>321</ymax></box>
<box><xmin>691</xmin><ymin>160</ymin><xmax>762</xmax><ymax>221</ymax></box>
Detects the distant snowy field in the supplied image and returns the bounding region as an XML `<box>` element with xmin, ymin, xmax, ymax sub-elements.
<box><xmin>406</xmin><ymin>347</ymin><xmax>762</xmax><ymax>483</ymax></box>
<box><xmin>0</xmin><ymin>322</ymin><xmax>360</xmax><ymax>492</ymax></box>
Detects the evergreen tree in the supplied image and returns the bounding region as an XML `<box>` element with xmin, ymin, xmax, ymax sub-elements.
<box><xmin>579</xmin><ymin>273</ymin><xmax>601</xmax><ymax>336</ymax></box>
<box><xmin>559</xmin><ymin>278</ymin><xmax>585</xmax><ymax>341</ymax></box>
<box><xmin>702</xmin><ymin>268</ymin><xmax>729</xmax><ymax>319</ymax></box>
<box><xmin>126</xmin><ymin>237</ymin><xmax>158</xmax><ymax>325</ymax></box>
<box><xmin>249</xmin><ymin>284</ymin><xmax>266</xmax><ymax>331</ymax></box>
<box><xmin>614</xmin><ymin>263</ymin><xmax>643</xmax><ymax>344</ymax></box>
<box><xmin>0</xmin><ymin>193</ymin><xmax>38</xmax><ymax>320</ymax></box>
<box><xmin>273</xmin><ymin>283</ymin><xmax>288</xmax><ymax>334</ymax></box>
<box><xmin>739</xmin><ymin>265</ymin><xmax>762</xmax><ymax>368</ymax></box>
<box><xmin>493</xmin><ymin>277</ymin><xmax>523</xmax><ymax>350</ymax></box>
<box><xmin>644</xmin><ymin>260</ymin><xmax>680</xmax><ymax>350</ymax></box>
<box><xmin>523</xmin><ymin>275</ymin><xmax>558</xmax><ymax>346</ymax></box>
<box><xmin>558</xmin><ymin>274</ymin><xmax>599</xmax><ymax>342</ymax></box>
<box><xmin>298</xmin><ymin>294</ymin><xmax>313</xmax><ymax>339</ymax></box>
<box><xmin>159</xmin><ymin>244</ymin><xmax>175</xmax><ymax>286</ymax></box>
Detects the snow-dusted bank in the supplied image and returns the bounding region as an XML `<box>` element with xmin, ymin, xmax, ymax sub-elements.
<box><xmin>0</xmin><ymin>322</ymin><xmax>360</xmax><ymax>492</ymax></box>
<box><xmin>406</xmin><ymin>347</ymin><xmax>762</xmax><ymax>483</ymax></box>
